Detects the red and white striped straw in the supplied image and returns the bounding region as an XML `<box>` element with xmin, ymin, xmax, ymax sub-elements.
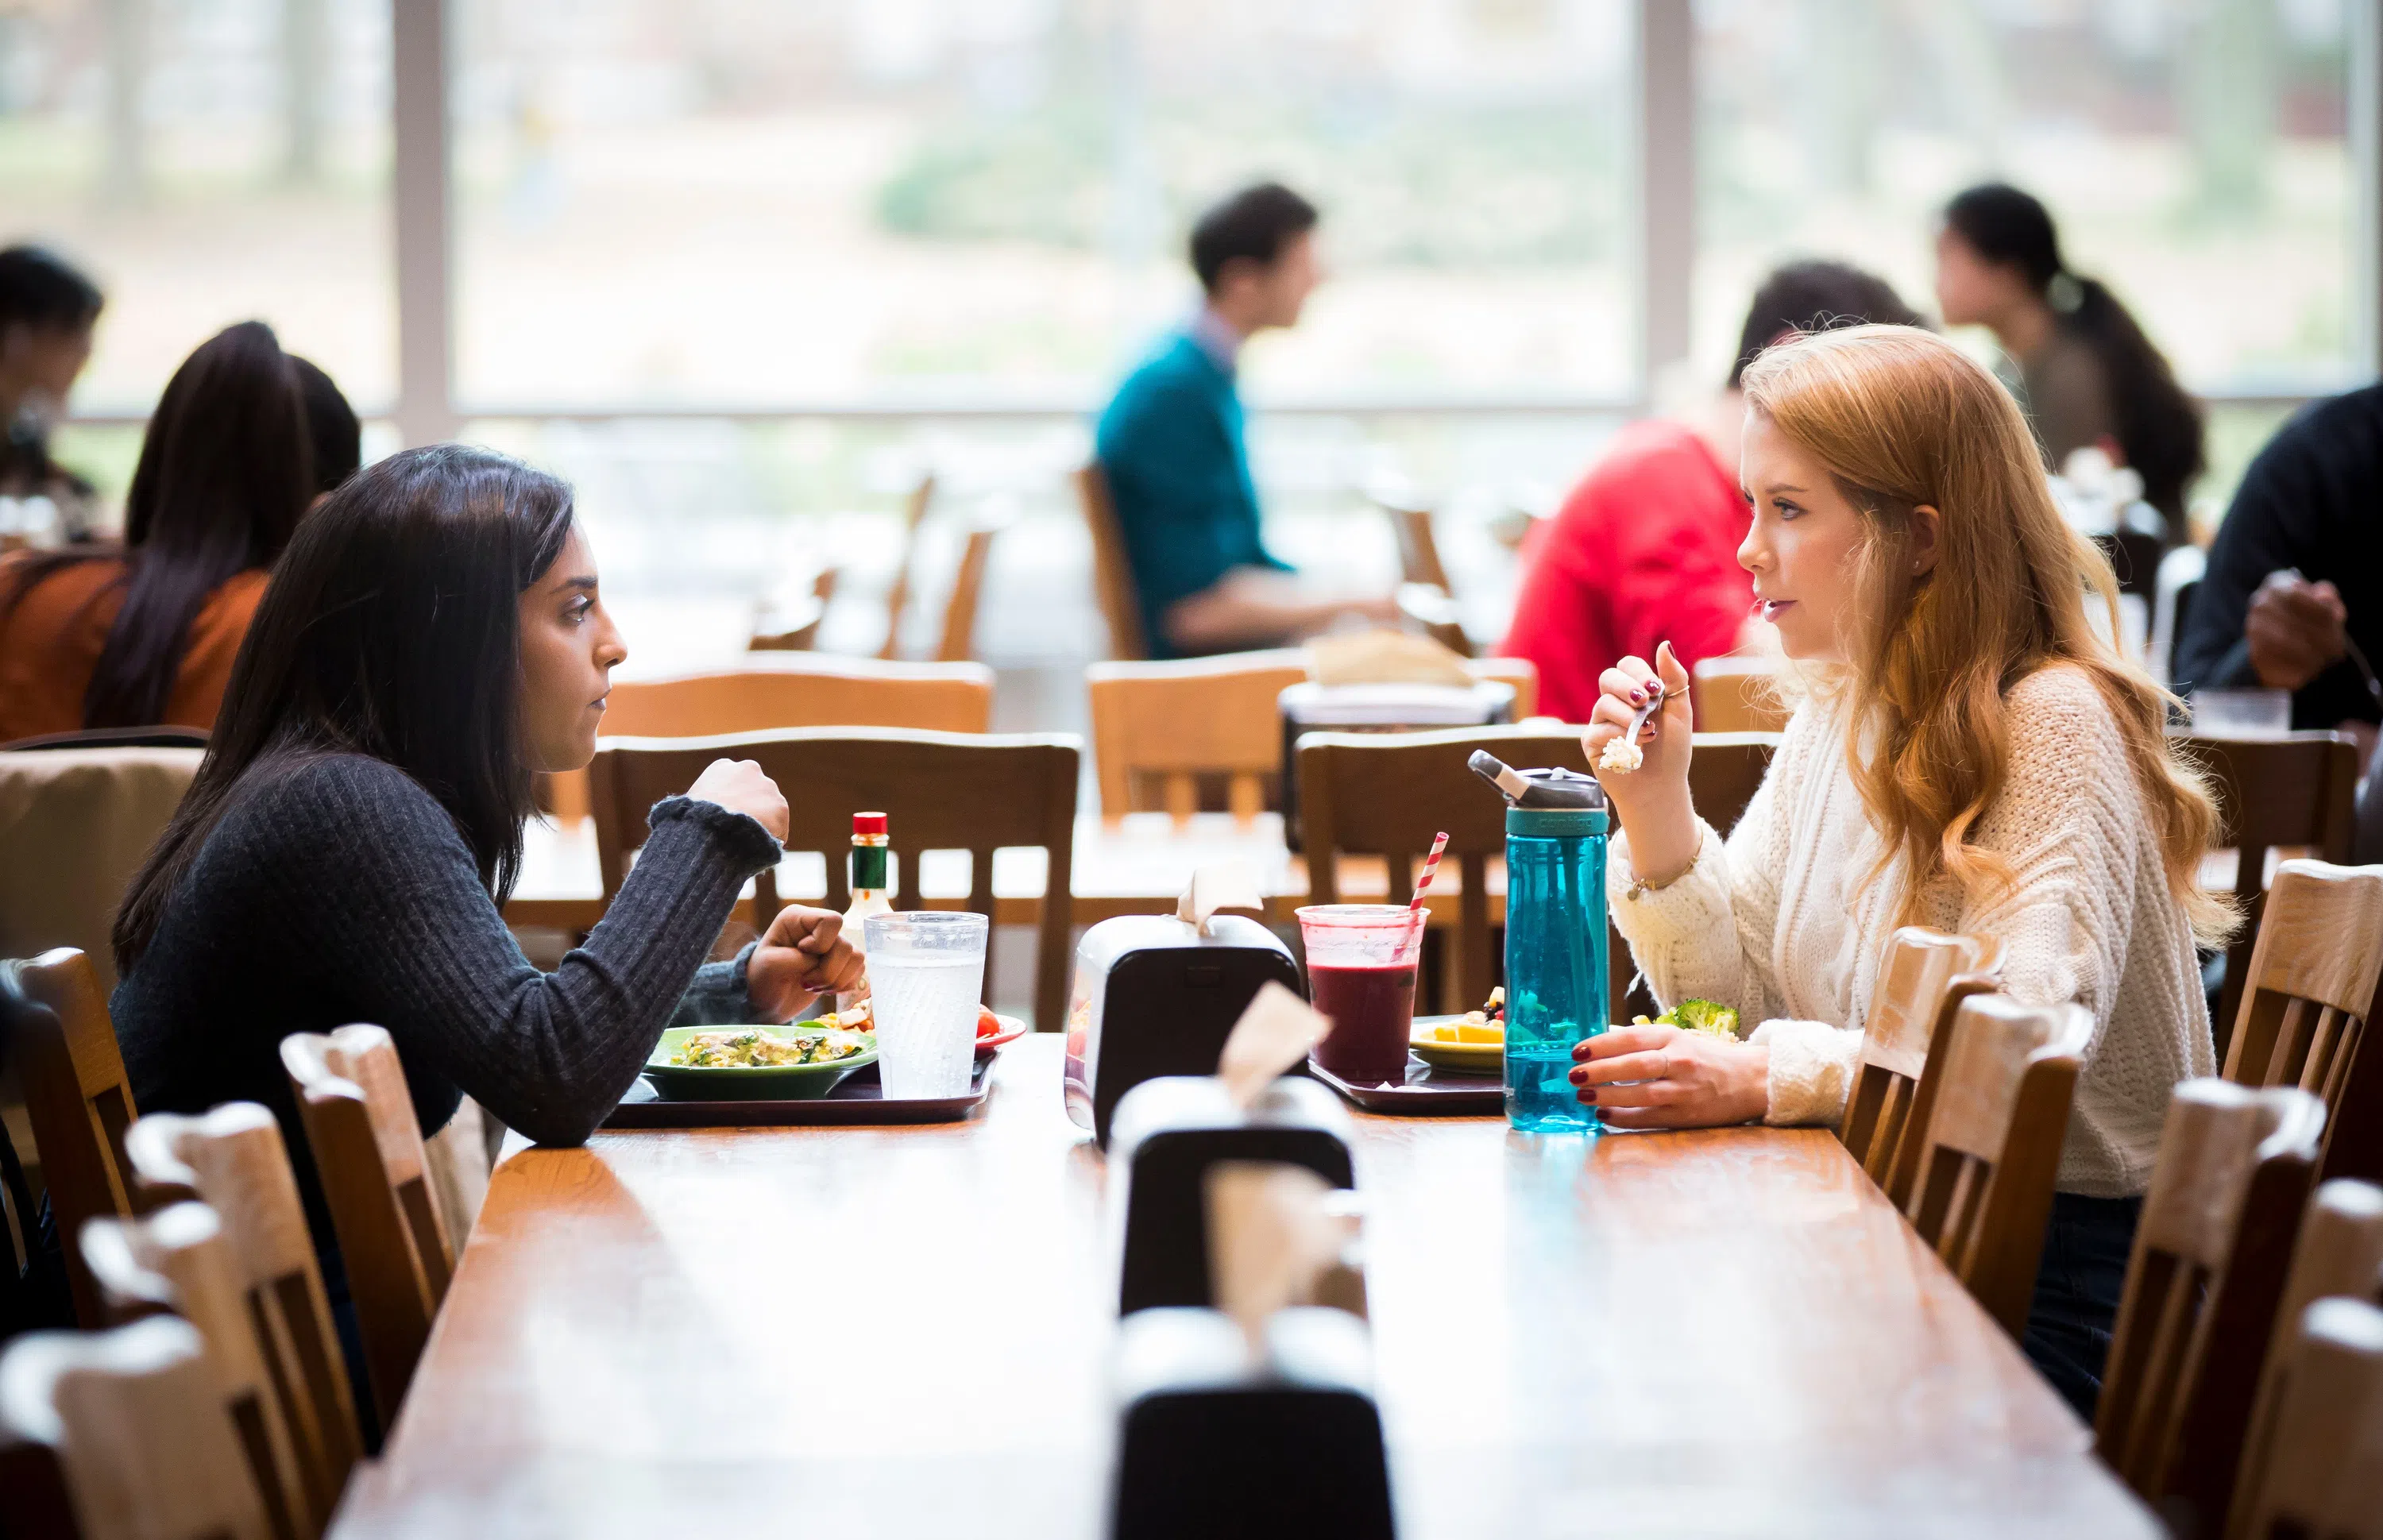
<box><xmin>1405</xmin><ymin>830</ymin><xmax>1450</xmax><ymax>952</ymax></box>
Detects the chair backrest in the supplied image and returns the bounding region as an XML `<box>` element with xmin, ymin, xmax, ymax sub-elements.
<box><xmin>1690</xmin><ymin>654</ymin><xmax>1794</xmax><ymax>735</ymax></box>
<box><xmin>13</xmin><ymin>950</ymin><xmax>187</xmax><ymax>1328</ymax></box>
<box><xmin>1075</xmin><ymin>465</ymin><xmax>1147</xmax><ymax>661</ymax></box>
<box><xmin>1685</xmin><ymin>733</ymin><xmax>1779</xmax><ymax>840</ymax></box>
<box><xmin>2223</xmin><ymin>860</ymin><xmax>2383</xmax><ymax>1164</ymax></box>
<box><xmin>878</xmin><ymin>472</ymin><xmax>937</xmax><ymax>661</ymax></box>
<box><xmin>1900</xmin><ymin>994</ymin><xmax>2093</xmax><ymax>1338</ymax></box>
<box><xmin>1087</xmin><ymin>650</ymin><xmax>1308</xmax><ymax>820</ymax></box>
<box><xmin>1297</xmin><ymin>725</ymin><xmax>1595</xmax><ymax>1017</ymax></box>
<box><xmin>2098</xmin><ymin>1079</ymin><xmax>2330</xmax><ymax>1530</ymax></box>
<box><xmin>277</xmin><ymin>1028</ymin><xmax>452</xmax><ymax>1434</ymax></box>
<box><xmin>1380</xmin><ymin>504</ymin><xmax>1452</xmax><ymax>593</ymax></box>
<box><xmin>589</xmin><ymin>728</ymin><xmax>1081</xmax><ymax>1029</ymax></box>
<box><xmin>1836</xmin><ymin>927</ymin><xmax>1999</xmax><ymax>1199</ymax></box>
<box><xmin>933</xmin><ymin>525</ymin><xmax>997</xmax><ymax>663</ymax></box>
<box><xmin>2234</xmin><ymin>1295</ymin><xmax>2383</xmax><ymax>1540</ymax></box>
<box><xmin>123</xmin><ymin>1106</ymin><xmax>359</xmax><ymax>1532</ymax></box>
<box><xmin>599</xmin><ymin>654</ymin><xmax>995</xmax><ymax>740</ymax></box>
<box><xmin>79</xmin><ymin>1205</ymin><xmax>311</xmax><ymax>1540</ymax></box>
<box><xmin>2180</xmin><ymin>733</ymin><xmax>2362</xmax><ymax>1053</ymax></box>
<box><xmin>0</xmin><ymin>749</ymin><xmax>203</xmax><ymax>992</ymax></box>
<box><xmin>2227</xmin><ymin>1179</ymin><xmax>2383</xmax><ymax>1539</ymax></box>
<box><xmin>0</xmin><ymin>1315</ymin><xmax>273</xmax><ymax>1540</ymax></box>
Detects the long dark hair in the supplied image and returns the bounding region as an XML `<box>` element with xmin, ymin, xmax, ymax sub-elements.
<box><xmin>0</xmin><ymin>245</ymin><xmax>105</xmax><ymax>499</ymax></box>
<box><xmin>1943</xmin><ymin>183</ymin><xmax>2205</xmax><ymax>530</ymax></box>
<box><xmin>1</xmin><ymin>320</ymin><xmax>314</xmax><ymax>727</ymax></box>
<box><xmin>114</xmin><ymin>446</ymin><xmax>576</xmax><ymax>972</ymax></box>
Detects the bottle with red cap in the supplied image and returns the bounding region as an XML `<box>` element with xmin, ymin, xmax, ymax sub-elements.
<box><xmin>838</xmin><ymin>812</ymin><xmax>891</xmax><ymax>1017</ymax></box>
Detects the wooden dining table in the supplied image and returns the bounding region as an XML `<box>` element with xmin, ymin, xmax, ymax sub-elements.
<box><xmin>327</xmin><ymin>1037</ymin><xmax>2153</xmax><ymax>1539</ymax></box>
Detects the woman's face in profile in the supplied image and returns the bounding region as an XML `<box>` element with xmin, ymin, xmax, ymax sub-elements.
<box><xmin>516</xmin><ymin>524</ymin><xmax>627</xmax><ymax>773</ymax></box>
<box><xmin>1736</xmin><ymin>412</ymin><xmax>1869</xmax><ymax>664</ymax></box>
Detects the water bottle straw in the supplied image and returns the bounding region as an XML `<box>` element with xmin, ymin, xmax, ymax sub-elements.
<box><xmin>1405</xmin><ymin>831</ymin><xmax>1449</xmax><ymax>957</ymax></box>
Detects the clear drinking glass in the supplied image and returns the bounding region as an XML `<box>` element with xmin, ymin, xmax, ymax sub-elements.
<box><xmin>863</xmin><ymin>912</ymin><xmax>988</xmax><ymax>1099</ymax></box>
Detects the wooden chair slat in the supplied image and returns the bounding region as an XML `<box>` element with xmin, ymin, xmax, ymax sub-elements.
<box><xmin>877</xmin><ymin>473</ymin><xmax>937</xmax><ymax>661</ymax></box>
<box><xmin>2234</xmin><ymin>1295</ymin><xmax>2383</xmax><ymax>1540</ymax></box>
<box><xmin>933</xmin><ymin>525</ymin><xmax>997</xmax><ymax>663</ymax></box>
<box><xmin>2097</xmin><ymin>1079</ymin><xmax>2329</xmax><ymax>1532</ymax></box>
<box><xmin>1074</xmin><ymin>465</ymin><xmax>1146</xmax><ymax>661</ymax></box>
<box><xmin>0</xmin><ymin>1316</ymin><xmax>274</xmax><ymax>1540</ymax></box>
<box><xmin>1839</xmin><ymin>928</ymin><xmax>1998</xmax><ymax>1193</ymax></box>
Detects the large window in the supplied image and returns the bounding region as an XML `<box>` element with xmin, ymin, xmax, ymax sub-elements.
<box><xmin>1694</xmin><ymin>0</ymin><xmax>2357</xmax><ymax>396</ymax></box>
<box><xmin>450</xmin><ymin>0</ymin><xmax>1635</xmax><ymax>410</ymax></box>
<box><xmin>0</xmin><ymin>0</ymin><xmax>395</xmax><ymax>411</ymax></box>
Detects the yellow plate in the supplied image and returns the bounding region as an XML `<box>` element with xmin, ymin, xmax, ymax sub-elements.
<box><xmin>1410</xmin><ymin>1015</ymin><xmax>1502</xmax><ymax>1073</ymax></box>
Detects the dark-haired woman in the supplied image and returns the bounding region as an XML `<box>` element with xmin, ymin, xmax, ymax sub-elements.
<box><xmin>0</xmin><ymin>244</ymin><xmax>104</xmax><ymax>540</ymax></box>
<box><xmin>0</xmin><ymin>320</ymin><xmax>309</xmax><ymax>742</ymax></box>
<box><xmin>110</xmin><ymin>444</ymin><xmax>859</xmax><ymax>1430</ymax></box>
<box><xmin>1935</xmin><ymin>182</ymin><xmax>2205</xmax><ymax>542</ymax></box>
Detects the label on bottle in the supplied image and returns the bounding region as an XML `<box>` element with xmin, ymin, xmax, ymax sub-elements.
<box><xmin>852</xmin><ymin>843</ymin><xmax>888</xmax><ymax>893</ymax></box>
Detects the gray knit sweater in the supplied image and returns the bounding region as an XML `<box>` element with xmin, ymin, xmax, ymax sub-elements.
<box><xmin>114</xmin><ymin>751</ymin><xmax>780</xmax><ymax>1248</ymax></box>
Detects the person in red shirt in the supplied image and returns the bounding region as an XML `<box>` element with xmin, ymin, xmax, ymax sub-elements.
<box><xmin>1503</xmin><ymin>262</ymin><xmax>1924</xmax><ymax>724</ymax></box>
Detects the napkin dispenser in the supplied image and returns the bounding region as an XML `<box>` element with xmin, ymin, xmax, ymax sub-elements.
<box><xmin>1064</xmin><ymin>913</ymin><xmax>1304</xmax><ymax>1148</ymax></box>
<box><xmin>1107</xmin><ymin>1075</ymin><xmax>1355</xmax><ymax>1314</ymax></box>
<box><xmin>1108</xmin><ymin>1306</ymin><xmax>1396</xmax><ymax>1540</ymax></box>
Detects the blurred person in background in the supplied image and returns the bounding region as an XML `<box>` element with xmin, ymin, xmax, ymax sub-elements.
<box><xmin>1935</xmin><ymin>183</ymin><xmax>2204</xmax><ymax>542</ymax></box>
<box><xmin>1095</xmin><ymin>181</ymin><xmax>1399</xmax><ymax>658</ymax></box>
<box><xmin>0</xmin><ymin>245</ymin><xmax>105</xmax><ymax>542</ymax></box>
<box><xmin>2173</xmin><ymin>381</ymin><xmax>2381</xmax><ymax>762</ymax></box>
<box><xmin>0</xmin><ymin>320</ymin><xmax>313</xmax><ymax>742</ymax></box>
<box><xmin>293</xmin><ymin>354</ymin><xmax>362</xmax><ymax>496</ymax></box>
<box><xmin>1500</xmin><ymin>261</ymin><xmax>1924</xmax><ymax>724</ymax></box>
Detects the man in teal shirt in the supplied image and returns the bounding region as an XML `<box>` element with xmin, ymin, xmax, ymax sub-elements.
<box><xmin>1095</xmin><ymin>183</ymin><xmax>1397</xmax><ymax>657</ymax></box>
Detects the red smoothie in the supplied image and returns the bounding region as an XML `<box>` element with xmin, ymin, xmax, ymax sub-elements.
<box><xmin>1309</xmin><ymin>960</ymin><xmax>1419</xmax><ymax>1083</ymax></box>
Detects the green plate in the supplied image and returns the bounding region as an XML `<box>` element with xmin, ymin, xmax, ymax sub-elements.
<box><xmin>642</xmin><ymin>1025</ymin><xmax>879</xmax><ymax>1102</ymax></box>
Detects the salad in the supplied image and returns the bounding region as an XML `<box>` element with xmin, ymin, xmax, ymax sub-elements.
<box><xmin>1629</xmin><ymin>999</ymin><xmax>1741</xmax><ymax>1038</ymax></box>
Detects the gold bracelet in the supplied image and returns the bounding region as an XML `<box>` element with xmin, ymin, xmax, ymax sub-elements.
<box><xmin>1625</xmin><ymin>829</ymin><xmax>1704</xmax><ymax>901</ymax></box>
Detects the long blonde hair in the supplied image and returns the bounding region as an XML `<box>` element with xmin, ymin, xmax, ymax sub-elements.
<box><xmin>1738</xmin><ymin>325</ymin><xmax>2232</xmax><ymax>945</ymax></box>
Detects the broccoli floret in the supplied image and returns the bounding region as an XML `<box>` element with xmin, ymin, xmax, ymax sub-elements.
<box><xmin>1657</xmin><ymin>999</ymin><xmax>1740</xmax><ymax>1037</ymax></box>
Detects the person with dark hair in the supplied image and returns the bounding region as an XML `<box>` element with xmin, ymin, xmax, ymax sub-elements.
<box><xmin>109</xmin><ymin>443</ymin><xmax>860</xmax><ymax>1432</ymax></box>
<box><xmin>0</xmin><ymin>320</ymin><xmax>317</xmax><ymax>741</ymax></box>
<box><xmin>2172</xmin><ymin>383</ymin><xmax>2382</xmax><ymax>752</ymax></box>
<box><xmin>1936</xmin><ymin>182</ymin><xmax>2205</xmax><ymax>540</ymax></box>
<box><xmin>292</xmin><ymin>355</ymin><xmax>361</xmax><ymax>496</ymax></box>
<box><xmin>0</xmin><ymin>244</ymin><xmax>106</xmax><ymax>540</ymax></box>
<box><xmin>1094</xmin><ymin>181</ymin><xmax>1396</xmax><ymax>656</ymax></box>
<box><xmin>1500</xmin><ymin>261</ymin><xmax>1925</xmax><ymax>724</ymax></box>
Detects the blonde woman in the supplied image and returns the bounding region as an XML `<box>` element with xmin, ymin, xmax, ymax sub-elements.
<box><xmin>1578</xmin><ymin>324</ymin><xmax>2226</xmax><ymax>1418</ymax></box>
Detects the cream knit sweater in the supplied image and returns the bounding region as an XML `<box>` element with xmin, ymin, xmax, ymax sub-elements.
<box><xmin>1608</xmin><ymin>663</ymin><xmax>2214</xmax><ymax>1198</ymax></box>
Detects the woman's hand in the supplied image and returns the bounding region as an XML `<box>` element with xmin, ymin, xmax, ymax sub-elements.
<box><xmin>686</xmin><ymin>758</ymin><xmax>790</xmax><ymax>843</ymax></box>
<box><xmin>1570</xmin><ymin>1023</ymin><xmax>1768</xmax><ymax>1129</ymax></box>
<box><xmin>747</xmin><ymin>906</ymin><xmax>865</xmax><ymax>1022</ymax></box>
<box><xmin>1583</xmin><ymin>641</ymin><xmax>1699</xmax><ymax>884</ymax></box>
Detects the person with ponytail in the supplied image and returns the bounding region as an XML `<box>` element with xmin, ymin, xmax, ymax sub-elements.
<box><xmin>1574</xmin><ymin>326</ymin><xmax>2227</xmax><ymax>1418</ymax></box>
<box><xmin>1934</xmin><ymin>182</ymin><xmax>2205</xmax><ymax>542</ymax></box>
<box><xmin>0</xmin><ymin>320</ymin><xmax>311</xmax><ymax>741</ymax></box>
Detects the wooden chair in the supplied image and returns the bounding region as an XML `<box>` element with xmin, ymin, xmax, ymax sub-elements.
<box><xmin>1900</xmin><ymin>994</ymin><xmax>2093</xmax><ymax>1338</ymax></box>
<box><xmin>877</xmin><ymin>472</ymin><xmax>937</xmax><ymax>661</ymax></box>
<box><xmin>590</xmin><ymin>728</ymin><xmax>1081</xmax><ymax>1029</ymax></box>
<box><xmin>0</xmin><ymin>1316</ymin><xmax>272</xmax><ymax>1540</ymax></box>
<box><xmin>1690</xmin><ymin>654</ymin><xmax>1794</xmax><ymax>735</ymax></box>
<box><xmin>1835</xmin><ymin>927</ymin><xmax>1999</xmax><ymax>1203</ymax></box>
<box><xmin>278</xmin><ymin>1028</ymin><xmax>453</xmax><ymax>1434</ymax></box>
<box><xmin>2221</xmin><ymin>859</ymin><xmax>2383</xmax><ymax>1184</ymax></box>
<box><xmin>600</xmin><ymin>654</ymin><xmax>995</xmax><ymax>739</ymax></box>
<box><xmin>2181</xmin><ymin>732</ymin><xmax>2362</xmax><ymax>1049</ymax></box>
<box><xmin>933</xmin><ymin>525</ymin><xmax>997</xmax><ymax>663</ymax></box>
<box><xmin>122</xmin><ymin>1106</ymin><xmax>360</xmax><ymax>1533</ymax></box>
<box><xmin>2227</xmin><ymin>1179</ymin><xmax>2383</xmax><ymax>1540</ymax></box>
<box><xmin>1365</xmin><ymin>481</ymin><xmax>1453</xmax><ymax>594</ymax></box>
<box><xmin>747</xmin><ymin>566</ymin><xmax>839</xmax><ymax>653</ymax></box>
<box><xmin>1298</xmin><ymin>725</ymin><xmax>1596</xmax><ymax>1016</ymax></box>
<box><xmin>2231</xmin><ymin>1295</ymin><xmax>2383</xmax><ymax>1540</ymax></box>
<box><xmin>2097</xmin><ymin>1079</ymin><xmax>2329</xmax><ymax>1532</ymax></box>
<box><xmin>12</xmin><ymin>950</ymin><xmax>189</xmax><ymax>1328</ymax></box>
<box><xmin>1074</xmin><ymin>464</ymin><xmax>1146</xmax><ymax>661</ymax></box>
<box><xmin>1685</xmin><ymin>732</ymin><xmax>1780</xmax><ymax>839</ymax></box>
<box><xmin>79</xmin><ymin>1205</ymin><xmax>311</xmax><ymax>1540</ymax></box>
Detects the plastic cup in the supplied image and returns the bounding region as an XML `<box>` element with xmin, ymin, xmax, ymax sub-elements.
<box><xmin>1296</xmin><ymin>905</ymin><xmax>1424</xmax><ymax>1086</ymax></box>
<box><xmin>863</xmin><ymin>911</ymin><xmax>988</xmax><ymax>1099</ymax></box>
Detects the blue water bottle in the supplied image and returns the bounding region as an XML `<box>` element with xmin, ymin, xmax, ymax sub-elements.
<box><xmin>1467</xmin><ymin>754</ymin><xmax>1610</xmax><ymax>1133</ymax></box>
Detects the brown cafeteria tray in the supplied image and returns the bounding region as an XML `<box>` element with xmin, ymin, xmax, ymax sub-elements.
<box><xmin>603</xmin><ymin>1056</ymin><xmax>994</xmax><ymax>1129</ymax></box>
<box><xmin>1306</xmin><ymin>1054</ymin><xmax>1504</xmax><ymax>1116</ymax></box>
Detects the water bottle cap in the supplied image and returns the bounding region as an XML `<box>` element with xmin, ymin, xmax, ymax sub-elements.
<box><xmin>1506</xmin><ymin>806</ymin><xmax>1607</xmax><ymax>837</ymax></box>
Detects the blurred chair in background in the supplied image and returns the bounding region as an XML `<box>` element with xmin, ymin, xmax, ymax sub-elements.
<box><xmin>0</xmin><ymin>743</ymin><xmax>203</xmax><ymax>992</ymax></box>
<box><xmin>876</xmin><ymin>473</ymin><xmax>937</xmax><ymax>661</ymax></box>
<box><xmin>1690</xmin><ymin>654</ymin><xmax>1793</xmax><ymax>735</ymax></box>
<box><xmin>1074</xmin><ymin>464</ymin><xmax>1145</xmax><ymax>662</ymax></box>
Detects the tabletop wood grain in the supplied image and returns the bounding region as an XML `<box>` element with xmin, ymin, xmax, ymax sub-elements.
<box><xmin>328</xmin><ymin>1037</ymin><xmax>2154</xmax><ymax>1540</ymax></box>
